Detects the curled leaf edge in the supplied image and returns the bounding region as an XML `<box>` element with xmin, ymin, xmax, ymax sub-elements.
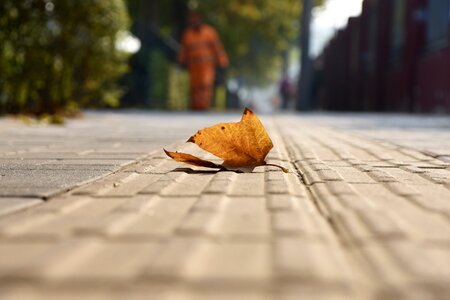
<box><xmin>164</xmin><ymin>149</ymin><xmax>289</xmax><ymax>173</ymax></box>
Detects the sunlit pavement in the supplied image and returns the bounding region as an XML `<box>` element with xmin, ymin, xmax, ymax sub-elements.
<box><xmin>0</xmin><ymin>111</ymin><xmax>449</xmax><ymax>299</ymax></box>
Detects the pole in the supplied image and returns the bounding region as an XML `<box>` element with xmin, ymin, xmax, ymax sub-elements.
<box><xmin>297</xmin><ymin>0</ymin><xmax>313</xmax><ymax>110</ymax></box>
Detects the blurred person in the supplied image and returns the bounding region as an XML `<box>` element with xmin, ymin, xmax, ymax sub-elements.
<box><xmin>178</xmin><ymin>11</ymin><xmax>229</xmax><ymax>110</ymax></box>
<box><xmin>278</xmin><ymin>73</ymin><xmax>292</xmax><ymax>109</ymax></box>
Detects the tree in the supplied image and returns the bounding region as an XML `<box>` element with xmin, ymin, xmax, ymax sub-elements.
<box><xmin>122</xmin><ymin>0</ymin><xmax>186</xmax><ymax>108</ymax></box>
<box><xmin>0</xmin><ymin>0</ymin><xmax>129</xmax><ymax>115</ymax></box>
<box><xmin>298</xmin><ymin>0</ymin><xmax>313</xmax><ymax>110</ymax></box>
<box><xmin>200</xmin><ymin>0</ymin><xmax>303</xmax><ymax>84</ymax></box>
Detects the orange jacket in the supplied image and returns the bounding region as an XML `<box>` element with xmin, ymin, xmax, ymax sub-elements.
<box><xmin>178</xmin><ymin>24</ymin><xmax>229</xmax><ymax>69</ymax></box>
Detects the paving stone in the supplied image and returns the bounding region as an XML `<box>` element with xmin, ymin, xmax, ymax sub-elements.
<box><xmin>311</xmin><ymin>182</ymin><xmax>375</xmax><ymax>213</ymax></box>
<box><xmin>44</xmin><ymin>240</ymin><xmax>162</xmax><ymax>282</ymax></box>
<box><xmin>354</xmin><ymin>209</ymin><xmax>407</xmax><ymax>239</ymax></box>
<box><xmin>73</xmin><ymin>212</ymin><xmax>142</xmax><ymax>237</ymax></box>
<box><xmin>296</xmin><ymin>164</ymin><xmax>324</xmax><ymax>185</ymax></box>
<box><xmin>5</xmin><ymin>199</ymin><xmax>137</xmax><ymax>240</ymax></box>
<box><xmin>2</xmin><ymin>152</ymin><xmax>87</xmax><ymax>159</ymax></box>
<box><xmin>273</xmin><ymin>237</ymin><xmax>351</xmax><ymax>283</ymax></box>
<box><xmin>331</xmin><ymin>167</ymin><xmax>376</xmax><ymax>183</ymax></box>
<box><xmin>407</xmin><ymin>187</ymin><xmax>450</xmax><ymax>216</ymax></box>
<box><xmin>175</xmin><ymin>290</ymin><xmax>273</xmax><ymax>300</ymax></box>
<box><xmin>192</xmin><ymin>194</ymin><xmax>227</xmax><ymax>212</ymax></box>
<box><xmin>0</xmin><ymin>160</ymin><xmax>53</xmax><ymax>170</ymax></box>
<box><xmin>203</xmin><ymin>178</ymin><xmax>233</xmax><ymax>194</ymax></box>
<box><xmin>350</xmin><ymin>184</ymin><xmax>450</xmax><ymax>242</ymax></box>
<box><xmin>228</xmin><ymin>173</ymin><xmax>265</xmax><ymax>196</ymax></box>
<box><xmin>139</xmin><ymin>172</ymin><xmax>186</xmax><ymax>194</ymax></box>
<box><xmin>366</xmin><ymin>169</ymin><xmax>397</xmax><ymax>182</ymax></box>
<box><xmin>98</xmin><ymin>173</ymin><xmax>161</xmax><ymax>197</ymax></box>
<box><xmin>0</xmin><ymin>169</ymin><xmax>112</xmax><ymax>197</ymax></box>
<box><xmin>411</xmin><ymin>161</ymin><xmax>448</xmax><ymax>169</ymax></box>
<box><xmin>111</xmin><ymin>195</ymin><xmax>157</xmax><ymax>213</ymax></box>
<box><xmin>386</xmin><ymin>241</ymin><xmax>450</xmax><ymax>280</ymax></box>
<box><xmin>384</xmin><ymin>182</ymin><xmax>421</xmax><ymax>197</ymax></box>
<box><xmin>0</xmin><ymin>289</ymin><xmax>167</xmax><ymax>300</ymax></box>
<box><xmin>267</xmin><ymin>195</ymin><xmax>296</xmax><ymax>211</ymax></box>
<box><xmin>0</xmin><ymin>212</ymin><xmax>55</xmax><ymax>238</ymax></box>
<box><xmin>72</xmin><ymin>172</ymin><xmax>135</xmax><ymax>195</ymax></box>
<box><xmin>266</xmin><ymin>171</ymin><xmax>285</xmax><ymax>181</ymax></box>
<box><xmin>162</xmin><ymin>173</ymin><xmax>215</xmax><ymax>196</ymax></box>
<box><xmin>0</xmin><ymin>198</ymin><xmax>43</xmax><ymax>217</ymax></box>
<box><xmin>121</xmin><ymin>160</ymin><xmax>162</xmax><ymax>173</ymax></box>
<box><xmin>210</xmin><ymin>196</ymin><xmax>271</xmax><ymax>239</ymax></box>
<box><xmin>0</xmin><ymin>198</ymin><xmax>126</xmax><ymax>240</ymax></box>
<box><xmin>323</xmin><ymin>181</ymin><xmax>357</xmax><ymax>196</ymax></box>
<box><xmin>439</xmin><ymin>155</ymin><xmax>450</xmax><ymax>162</ymax></box>
<box><xmin>104</xmin><ymin>196</ymin><xmax>198</xmax><ymax>239</ymax></box>
<box><xmin>399</xmin><ymin>148</ymin><xmax>435</xmax><ymax>161</ymax></box>
<box><xmin>284</xmin><ymin>172</ymin><xmax>309</xmax><ymax>196</ymax></box>
<box><xmin>279</xmin><ymin>287</ymin><xmax>353</xmax><ymax>300</ymax></box>
<box><xmin>420</xmin><ymin>168</ymin><xmax>450</xmax><ymax>184</ymax></box>
<box><xmin>401</xmin><ymin>165</ymin><xmax>427</xmax><ymax>174</ymax></box>
<box><xmin>43</xmin><ymin>159</ymin><xmax>131</xmax><ymax>166</ymax></box>
<box><xmin>0</xmin><ymin>238</ymin><xmax>99</xmax><ymax>282</ymax></box>
<box><xmin>337</xmin><ymin>193</ymin><xmax>375</xmax><ymax>211</ymax></box>
<box><xmin>310</xmin><ymin>147</ymin><xmax>341</xmax><ymax>161</ymax></box>
<box><xmin>347</xmin><ymin>159</ymin><xmax>370</xmax><ymax>167</ymax></box>
<box><xmin>186</xmin><ymin>241</ymin><xmax>272</xmax><ymax>282</ymax></box>
<box><xmin>31</xmin><ymin>196</ymin><xmax>97</xmax><ymax>214</ymax></box>
<box><xmin>271</xmin><ymin>210</ymin><xmax>324</xmax><ymax>238</ymax></box>
<box><xmin>266</xmin><ymin>178</ymin><xmax>290</xmax><ymax>194</ymax></box>
<box><xmin>375</xmin><ymin>168</ymin><xmax>431</xmax><ymax>185</ymax></box>
<box><xmin>335</xmin><ymin>145</ymin><xmax>379</xmax><ymax>162</ymax></box>
<box><xmin>142</xmin><ymin>237</ymin><xmax>203</xmax><ymax>280</ymax></box>
<box><xmin>177</xmin><ymin>211</ymin><xmax>216</xmax><ymax>235</ymax></box>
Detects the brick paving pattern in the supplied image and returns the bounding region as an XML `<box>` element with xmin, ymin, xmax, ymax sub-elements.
<box><xmin>0</xmin><ymin>112</ymin><xmax>449</xmax><ymax>299</ymax></box>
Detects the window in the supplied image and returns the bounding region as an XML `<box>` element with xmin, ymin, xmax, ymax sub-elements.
<box><xmin>426</xmin><ymin>0</ymin><xmax>450</xmax><ymax>49</ymax></box>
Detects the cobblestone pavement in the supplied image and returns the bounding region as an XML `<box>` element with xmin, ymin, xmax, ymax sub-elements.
<box><xmin>0</xmin><ymin>112</ymin><xmax>449</xmax><ymax>299</ymax></box>
<box><xmin>0</xmin><ymin>111</ymin><xmax>224</xmax><ymax>215</ymax></box>
<box><xmin>302</xmin><ymin>113</ymin><xmax>450</xmax><ymax>161</ymax></box>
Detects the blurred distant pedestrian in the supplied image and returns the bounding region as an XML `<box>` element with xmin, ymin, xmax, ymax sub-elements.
<box><xmin>279</xmin><ymin>73</ymin><xmax>292</xmax><ymax>109</ymax></box>
<box><xmin>178</xmin><ymin>11</ymin><xmax>229</xmax><ymax>110</ymax></box>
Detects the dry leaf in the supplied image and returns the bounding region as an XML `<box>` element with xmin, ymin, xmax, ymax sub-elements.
<box><xmin>164</xmin><ymin>108</ymin><xmax>288</xmax><ymax>172</ymax></box>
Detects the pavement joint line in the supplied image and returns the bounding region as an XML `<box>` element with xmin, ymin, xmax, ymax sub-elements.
<box><xmin>40</xmin><ymin>150</ymin><xmax>161</xmax><ymax>201</ymax></box>
<box><xmin>306</xmin><ymin>130</ymin><xmax>449</xmax><ymax>186</ymax></box>
<box><xmin>0</xmin><ymin>150</ymin><xmax>162</xmax><ymax>218</ymax></box>
<box><xmin>277</xmin><ymin>122</ymin><xmax>447</xmax><ymax>286</ymax></box>
<box><xmin>350</xmin><ymin>133</ymin><xmax>448</xmax><ymax>164</ymax></box>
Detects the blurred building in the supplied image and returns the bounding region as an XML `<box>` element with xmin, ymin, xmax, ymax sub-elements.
<box><xmin>315</xmin><ymin>0</ymin><xmax>450</xmax><ymax>113</ymax></box>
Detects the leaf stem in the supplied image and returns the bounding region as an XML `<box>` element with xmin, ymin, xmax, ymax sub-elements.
<box><xmin>265</xmin><ymin>163</ymin><xmax>289</xmax><ymax>173</ymax></box>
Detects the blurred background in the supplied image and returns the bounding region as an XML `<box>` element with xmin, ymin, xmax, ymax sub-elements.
<box><xmin>0</xmin><ymin>0</ymin><xmax>449</xmax><ymax>118</ymax></box>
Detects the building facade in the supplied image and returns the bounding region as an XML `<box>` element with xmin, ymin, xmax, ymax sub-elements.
<box><xmin>316</xmin><ymin>0</ymin><xmax>450</xmax><ymax>113</ymax></box>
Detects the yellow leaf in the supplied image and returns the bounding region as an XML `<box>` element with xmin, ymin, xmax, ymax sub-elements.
<box><xmin>164</xmin><ymin>149</ymin><xmax>224</xmax><ymax>169</ymax></box>
<box><xmin>165</xmin><ymin>108</ymin><xmax>288</xmax><ymax>172</ymax></box>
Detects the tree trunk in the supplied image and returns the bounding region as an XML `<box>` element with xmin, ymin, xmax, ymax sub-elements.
<box><xmin>297</xmin><ymin>0</ymin><xmax>313</xmax><ymax>111</ymax></box>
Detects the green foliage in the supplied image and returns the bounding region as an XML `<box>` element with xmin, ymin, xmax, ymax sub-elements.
<box><xmin>149</xmin><ymin>49</ymin><xmax>169</xmax><ymax>108</ymax></box>
<box><xmin>167</xmin><ymin>65</ymin><xmax>189</xmax><ymax>110</ymax></box>
<box><xmin>198</xmin><ymin>0</ymin><xmax>322</xmax><ymax>84</ymax></box>
<box><xmin>146</xmin><ymin>0</ymin><xmax>323</xmax><ymax>85</ymax></box>
<box><xmin>0</xmin><ymin>0</ymin><xmax>130</xmax><ymax>115</ymax></box>
<box><xmin>200</xmin><ymin>0</ymin><xmax>302</xmax><ymax>84</ymax></box>
<box><xmin>141</xmin><ymin>0</ymin><xmax>302</xmax><ymax>85</ymax></box>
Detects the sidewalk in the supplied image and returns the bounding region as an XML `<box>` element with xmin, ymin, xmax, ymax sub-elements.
<box><xmin>0</xmin><ymin>111</ymin><xmax>449</xmax><ymax>300</ymax></box>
